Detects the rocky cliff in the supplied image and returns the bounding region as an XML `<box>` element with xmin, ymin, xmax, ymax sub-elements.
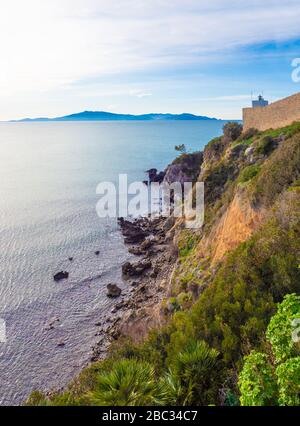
<box><xmin>27</xmin><ymin>121</ymin><xmax>300</xmax><ymax>406</ymax></box>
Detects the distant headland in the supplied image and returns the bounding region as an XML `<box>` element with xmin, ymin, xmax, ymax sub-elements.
<box><xmin>9</xmin><ymin>111</ymin><xmax>219</xmax><ymax>122</ymax></box>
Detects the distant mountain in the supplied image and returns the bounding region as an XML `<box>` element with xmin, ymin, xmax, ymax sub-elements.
<box><xmin>11</xmin><ymin>111</ymin><xmax>219</xmax><ymax>122</ymax></box>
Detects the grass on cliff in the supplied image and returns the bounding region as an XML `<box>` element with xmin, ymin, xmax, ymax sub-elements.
<box><xmin>249</xmin><ymin>131</ymin><xmax>300</xmax><ymax>206</ymax></box>
<box><xmin>236</xmin><ymin>121</ymin><xmax>300</xmax><ymax>147</ymax></box>
<box><xmin>238</xmin><ymin>164</ymin><xmax>260</xmax><ymax>184</ymax></box>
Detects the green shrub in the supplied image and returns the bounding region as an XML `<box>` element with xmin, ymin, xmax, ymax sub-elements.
<box><xmin>168</xmin><ymin>297</ymin><xmax>180</xmax><ymax>312</ymax></box>
<box><xmin>255</xmin><ymin>135</ymin><xmax>276</xmax><ymax>156</ymax></box>
<box><xmin>240</xmin><ymin>127</ymin><xmax>259</xmax><ymax>141</ymax></box>
<box><xmin>223</xmin><ymin>122</ymin><xmax>243</xmax><ymax>141</ymax></box>
<box><xmin>87</xmin><ymin>359</ymin><xmax>159</xmax><ymax>406</ymax></box>
<box><xmin>224</xmin><ymin>390</ymin><xmax>240</xmax><ymax>406</ymax></box>
<box><xmin>203</xmin><ymin>161</ymin><xmax>237</xmax><ymax>204</ymax></box>
<box><xmin>205</xmin><ymin>136</ymin><xmax>223</xmax><ymax>150</ymax></box>
<box><xmin>177</xmin><ymin>292</ymin><xmax>193</xmax><ymax>309</ymax></box>
<box><xmin>250</xmin><ymin>132</ymin><xmax>300</xmax><ymax>206</ymax></box>
<box><xmin>282</xmin><ymin>121</ymin><xmax>300</xmax><ymax>138</ymax></box>
<box><xmin>171</xmin><ymin>151</ymin><xmax>203</xmax><ymax>181</ymax></box>
<box><xmin>276</xmin><ymin>357</ymin><xmax>300</xmax><ymax>406</ymax></box>
<box><xmin>238</xmin><ymin>165</ymin><xmax>260</xmax><ymax>184</ymax></box>
<box><xmin>191</xmin><ymin>191</ymin><xmax>300</xmax><ymax>364</ymax></box>
<box><xmin>239</xmin><ymin>295</ymin><xmax>300</xmax><ymax>406</ymax></box>
<box><xmin>25</xmin><ymin>391</ymin><xmax>50</xmax><ymax>406</ymax></box>
<box><xmin>165</xmin><ymin>339</ymin><xmax>222</xmax><ymax>405</ymax></box>
<box><xmin>266</xmin><ymin>293</ymin><xmax>300</xmax><ymax>364</ymax></box>
<box><xmin>178</xmin><ymin>232</ymin><xmax>199</xmax><ymax>257</ymax></box>
<box><xmin>158</xmin><ymin>370</ymin><xmax>186</xmax><ymax>405</ymax></box>
<box><xmin>262</xmin><ymin>121</ymin><xmax>300</xmax><ymax>139</ymax></box>
<box><xmin>238</xmin><ymin>352</ymin><xmax>278</xmax><ymax>406</ymax></box>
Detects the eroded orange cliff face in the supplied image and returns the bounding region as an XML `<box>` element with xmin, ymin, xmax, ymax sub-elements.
<box><xmin>198</xmin><ymin>190</ymin><xmax>264</xmax><ymax>264</ymax></box>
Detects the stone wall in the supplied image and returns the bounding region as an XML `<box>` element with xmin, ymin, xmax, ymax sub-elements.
<box><xmin>243</xmin><ymin>92</ymin><xmax>300</xmax><ymax>131</ymax></box>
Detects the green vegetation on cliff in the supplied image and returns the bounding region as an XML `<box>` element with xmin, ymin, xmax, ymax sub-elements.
<box><xmin>238</xmin><ymin>294</ymin><xmax>300</xmax><ymax>406</ymax></box>
<box><xmin>27</xmin><ymin>122</ymin><xmax>300</xmax><ymax>406</ymax></box>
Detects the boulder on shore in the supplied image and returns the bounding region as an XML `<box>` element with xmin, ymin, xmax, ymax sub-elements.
<box><xmin>53</xmin><ymin>271</ymin><xmax>69</xmax><ymax>282</ymax></box>
<box><xmin>118</xmin><ymin>218</ymin><xmax>148</xmax><ymax>244</ymax></box>
<box><xmin>122</xmin><ymin>259</ymin><xmax>152</xmax><ymax>277</ymax></box>
<box><xmin>106</xmin><ymin>283</ymin><xmax>122</xmax><ymax>298</ymax></box>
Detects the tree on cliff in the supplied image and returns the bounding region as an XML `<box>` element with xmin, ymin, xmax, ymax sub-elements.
<box><xmin>223</xmin><ymin>122</ymin><xmax>243</xmax><ymax>141</ymax></box>
<box><xmin>175</xmin><ymin>144</ymin><xmax>186</xmax><ymax>153</ymax></box>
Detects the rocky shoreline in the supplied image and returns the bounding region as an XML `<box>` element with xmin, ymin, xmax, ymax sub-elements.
<box><xmin>89</xmin><ymin>156</ymin><xmax>201</xmax><ymax>362</ymax></box>
<box><xmin>90</xmin><ymin>213</ymin><xmax>178</xmax><ymax>361</ymax></box>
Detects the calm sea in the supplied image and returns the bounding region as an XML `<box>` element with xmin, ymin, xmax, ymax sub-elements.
<box><xmin>0</xmin><ymin>120</ymin><xmax>225</xmax><ymax>405</ymax></box>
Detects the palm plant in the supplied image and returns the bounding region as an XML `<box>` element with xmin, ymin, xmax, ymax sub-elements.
<box><xmin>166</xmin><ymin>339</ymin><xmax>222</xmax><ymax>405</ymax></box>
<box><xmin>87</xmin><ymin>359</ymin><xmax>158</xmax><ymax>406</ymax></box>
<box><xmin>158</xmin><ymin>369</ymin><xmax>191</xmax><ymax>406</ymax></box>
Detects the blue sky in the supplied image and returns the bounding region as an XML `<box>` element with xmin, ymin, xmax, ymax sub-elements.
<box><xmin>1</xmin><ymin>0</ymin><xmax>300</xmax><ymax>120</ymax></box>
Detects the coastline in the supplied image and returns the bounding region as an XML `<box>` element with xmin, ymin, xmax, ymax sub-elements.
<box><xmin>38</xmin><ymin>213</ymin><xmax>177</xmax><ymax>403</ymax></box>
<box><xmin>22</xmin><ymin>120</ymin><xmax>300</xmax><ymax>407</ymax></box>
<box><xmin>39</xmin><ymin>151</ymin><xmax>201</xmax><ymax>401</ymax></box>
<box><xmin>91</xmin><ymin>214</ymin><xmax>177</xmax><ymax>362</ymax></box>
<box><xmin>0</xmin><ymin>120</ymin><xmax>221</xmax><ymax>405</ymax></box>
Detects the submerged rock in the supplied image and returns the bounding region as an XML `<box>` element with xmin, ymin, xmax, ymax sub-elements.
<box><xmin>53</xmin><ymin>271</ymin><xmax>69</xmax><ymax>282</ymax></box>
<box><xmin>106</xmin><ymin>283</ymin><xmax>122</xmax><ymax>298</ymax></box>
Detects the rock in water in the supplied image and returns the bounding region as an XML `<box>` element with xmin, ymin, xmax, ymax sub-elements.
<box><xmin>53</xmin><ymin>271</ymin><xmax>69</xmax><ymax>282</ymax></box>
<box><xmin>106</xmin><ymin>283</ymin><xmax>122</xmax><ymax>298</ymax></box>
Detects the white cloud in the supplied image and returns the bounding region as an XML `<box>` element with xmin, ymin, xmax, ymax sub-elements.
<box><xmin>129</xmin><ymin>90</ymin><xmax>152</xmax><ymax>98</ymax></box>
<box><xmin>198</xmin><ymin>95</ymin><xmax>252</xmax><ymax>102</ymax></box>
<box><xmin>0</xmin><ymin>0</ymin><xmax>300</xmax><ymax>118</ymax></box>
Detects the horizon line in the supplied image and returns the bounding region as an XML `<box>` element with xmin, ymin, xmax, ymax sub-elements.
<box><xmin>3</xmin><ymin>110</ymin><xmax>242</xmax><ymax>123</ymax></box>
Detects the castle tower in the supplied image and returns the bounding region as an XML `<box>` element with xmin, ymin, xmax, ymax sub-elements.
<box><xmin>252</xmin><ymin>95</ymin><xmax>269</xmax><ymax>108</ymax></box>
<box><xmin>243</xmin><ymin>91</ymin><xmax>300</xmax><ymax>131</ymax></box>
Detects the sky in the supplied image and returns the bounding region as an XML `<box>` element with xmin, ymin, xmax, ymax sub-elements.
<box><xmin>1</xmin><ymin>0</ymin><xmax>300</xmax><ymax>120</ymax></box>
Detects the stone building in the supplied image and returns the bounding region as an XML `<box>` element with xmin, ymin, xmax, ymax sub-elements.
<box><xmin>243</xmin><ymin>91</ymin><xmax>300</xmax><ymax>131</ymax></box>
